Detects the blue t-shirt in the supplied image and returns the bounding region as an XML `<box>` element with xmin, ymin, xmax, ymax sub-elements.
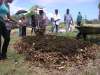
<box><xmin>77</xmin><ymin>14</ymin><xmax>82</xmax><ymax>22</ymax></box>
<box><xmin>0</xmin><ymin>3</ymin><xmax>9</xmax><ymax>17</ymax></box>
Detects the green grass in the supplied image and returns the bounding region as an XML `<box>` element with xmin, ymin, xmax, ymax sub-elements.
<box><xmin>0</xmin><ymin>30</ymin><xmax>29</xmax><ymax>75</ymax></box>
<box><xmin>57</xmin><ymin>32</ymin><xmax>77</xmax><ymax>37</ymax></box>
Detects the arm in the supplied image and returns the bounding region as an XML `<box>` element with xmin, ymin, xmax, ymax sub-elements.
<box><xmin>7</xmin><ymin>13</ymin><xmax>17</xmax><ymax>23</ymax></box>
<box><xmin>55</xmin><ymin>19</ymin><xmax>60</xmax><ymax>22</ymax></box>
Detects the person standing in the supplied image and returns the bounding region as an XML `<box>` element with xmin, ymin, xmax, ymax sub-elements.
<box><xmin>20</xmin><ymin>16</ymin><xmax>27</xmax><ymax>37</ymax></box>
<box><xmin>77</xmin><ymin>12</ymin><xmax>82</xmax><ymax>26</ymax></box>
<box><xmin>37</xmin><ymin>9</ymin><xmax>48</xmax><ymax>35</ymax></box>
<box><xmin>31</xmin><ymin>9</ymin><xmax>38</xmax><ymax>35</ymax></box>
<box><xmin>76</xmin><ymin>12</ymin><xmax>84</xmax><ymax>39</ymax></box>
<box><xmin>18</xmin><ymin>16</ymin><xmax>27</xmax><ymax>37</ymax></box>
<box><xmin>18</xmin><ymin>18</ymin><xmax>22</xmax><ymax>37</ymax></box>
<box><xmin>31</xmin><ymin>14</ymin><xmax>37</xmax><ymax>35</ymax></box>
<box><xmin>0</xmin><ymin>0</ymin><xmax>14</xmax><ymax>60</ymax></box>
<box><xmin>52</xmin><ymin>9</ymin><xmax>60</xmax><ymax>33</ymax></box>
<box><xmin>64</xmin><ymin>9</ymin><xmax>73</xmax><ymax>32</ymax></box>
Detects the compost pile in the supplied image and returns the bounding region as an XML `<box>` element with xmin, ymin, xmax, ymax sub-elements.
<box><xmin>14</xmin><ymin>35</ymin><xmax>100</xmax><ymax>70</ymax></box>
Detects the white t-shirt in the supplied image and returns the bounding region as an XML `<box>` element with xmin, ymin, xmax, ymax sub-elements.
<box><xmin>52</xmin><ymin>14</ymin><xmax>60</xmax><ymax>25</ymax></box>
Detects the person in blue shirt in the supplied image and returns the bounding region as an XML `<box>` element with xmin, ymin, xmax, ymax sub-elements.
<box><xmin>76</xmin><ymin>12</ymin><xmax>86</xmax><ymax>39</ymax></box>
<box><xmin>0</xmin><ymin>0</ymin><xmax>14</xmax><ymax>60</ymax></box>
<box><xmin>77</xmin><ymin>12</ymin><xmax>82</xmax><ymax>26</ymax></box>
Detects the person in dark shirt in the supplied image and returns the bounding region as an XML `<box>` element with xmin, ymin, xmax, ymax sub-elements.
<box><xmin>76</xmin><ymin>12</ymin><xmax>86</xmax><ymax>40</ymax></box>
<box><xmin>0</xmin><ymin>0</ymin><xmax>14</xmax><ymax>60</ymax></box>
<box><xmin>77</xmin><ymin>12</ymin><xmax>82</xmax><ymax>26</ymax></box>
<box><xmin>31</xmin><ymin>13</ymin><xmax>37</xmax><ymax>35</ymax></box>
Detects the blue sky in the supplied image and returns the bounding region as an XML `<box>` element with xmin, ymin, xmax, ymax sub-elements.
<box><xmin>10</xmin><ymin>0</ymin><xmax>99</xmax><ymax>21</ymax></box>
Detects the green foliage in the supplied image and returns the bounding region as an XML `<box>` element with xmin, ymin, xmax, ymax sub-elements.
<box><xmin>25</xmin><ymin>11</ymin><xmax>33</xmax><ymax>17</ymax></box>
<box><xmin>26</xmin><ymin>5</ymin><xmax>43</xmax><ymax>17</ymax></box>
<box><xmin>29</xmin><ymin>5</ymin><xmax>42</xmax><ymax>11</ymax></box>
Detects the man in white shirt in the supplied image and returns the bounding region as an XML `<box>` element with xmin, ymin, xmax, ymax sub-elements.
<box><xmin>52</xmin><ymin>9</ymin><xmax>60</xmax><ymax>33</ymax></box>
<box><xmin>64</xmin><ymin>9</ymin><xmax>73</xmax><ymax>32</ymax></box>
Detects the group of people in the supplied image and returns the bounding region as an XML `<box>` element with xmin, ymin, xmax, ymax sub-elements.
<box><xmin>50</xmin><ymin>9</ymin><xmax>82</xmax><ymax>33</ymax></box>
<box><xmin>0</xmin><ymin>0</ymin><xmax>83</xmax><ymax>60</ymax></box>
<box><xmin>30</xmin><ymin>8</ymin><xmax>83</xmax><ymax>34</ymax></box>
<box><xmin>19</xmin><ymin>9</ymin><xmax>83</xmax><ymax>36</ymax></box>
<box><xmin>0</xmin><ymin>1</ymin><xmax>49</xmax><ymax>59</ymax></box>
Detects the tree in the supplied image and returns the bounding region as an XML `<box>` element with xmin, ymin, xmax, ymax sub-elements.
<box><xmin>26</xmin><ymin>5</ymin><xmax>43</xmax><ymax>17</ymax></box>
<box><xmin>29</xmin><ymin>5</ymin><xmax>42</xmax><ymax>11</ymax></box>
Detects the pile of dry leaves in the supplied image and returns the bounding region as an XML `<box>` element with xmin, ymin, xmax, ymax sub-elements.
<box><xmin>13</xmin><ymin>35</ymin><xmax>100</xmax><ymax>70</ymax></box>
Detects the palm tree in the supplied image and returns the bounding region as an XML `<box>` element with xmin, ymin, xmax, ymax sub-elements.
<box><xmin>98</xmin><ymin>2</ymin><xmax>100</xmax><ymax>20</ymax></box>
